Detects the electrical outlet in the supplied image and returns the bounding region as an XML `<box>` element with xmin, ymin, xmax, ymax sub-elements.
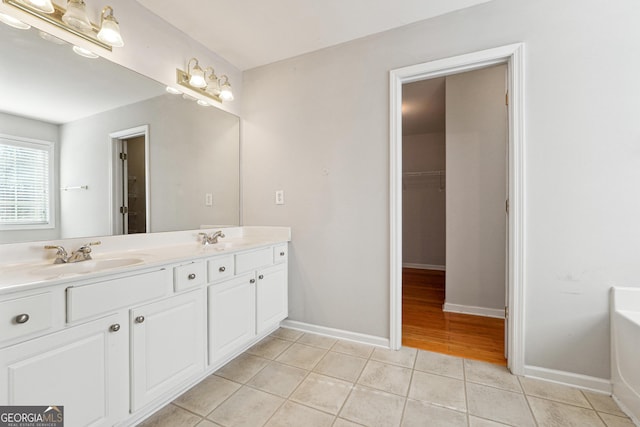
<box><xmin>275</xmin><ymin>190</ymin><xmax>284</xmax><ymax>205</ymax></box>
<box><xmin>205</xmin><ymin>193</ymin><xmax>213</xmax><ymax>206</ymax></box>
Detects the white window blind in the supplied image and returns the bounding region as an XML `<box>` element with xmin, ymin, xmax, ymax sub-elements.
<box><xmin>0</xmin><ymin>136</ymin><xmax>54</xmax><ymax>228</ymax></box>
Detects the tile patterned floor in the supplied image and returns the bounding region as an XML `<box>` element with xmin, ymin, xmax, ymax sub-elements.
<box><xmin>139</xmin><ymin>328</ymin><xmax>636</xmax><ymax>427</ymax></box>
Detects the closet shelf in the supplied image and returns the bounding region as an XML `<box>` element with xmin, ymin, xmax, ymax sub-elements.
<box><xmin>402</xmin><ymin>170</ymin><xmax>445</xmax><ymax>177</ymax></box>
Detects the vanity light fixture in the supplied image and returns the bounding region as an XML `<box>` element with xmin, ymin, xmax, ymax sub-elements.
<box><xmin>2</xmin><ymin>0</ymin><xmax>125</xmax><ymax>51</ymax></box>
<box><xmin>61</xmin><ymin>0</ymin><xmax>91</xmax><ymax>32</ymax></box>
<box><xmin>176</xmin><ymin>58</ymin><xmax>234</xmax><ymax>104</ymax></box>
<box><xmin>0</xmin><ymin>11</ymin><xmax>30</xmax><ymax>28</ymax></box>
<box><xmin>96</xmin><ymin>5</ymin><xmax>123</xmax><ymax>47</ymax></box>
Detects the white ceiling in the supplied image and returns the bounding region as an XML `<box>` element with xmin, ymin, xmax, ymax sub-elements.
<box><xmin>134</xmin><ymin>0</ymin><xmax>492</xmax><ymax>70</ymax></box>
<box><xmin>403</xmin><ymin>78</ymin><xmax>445</xmax><ymax>136</ymax></box>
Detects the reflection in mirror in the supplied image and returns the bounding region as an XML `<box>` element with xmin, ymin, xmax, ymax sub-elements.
<box><xmin>0</xmin><ymin>20</ymin><xmax>240</xmax><ymax>244</ymax></box>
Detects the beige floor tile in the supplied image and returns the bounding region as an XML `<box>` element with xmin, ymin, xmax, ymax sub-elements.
<box><xmin>214</xmin><ymin>353</ymin><xmax>269</xmax><ymax>383</ymax></box>
<box><xmin>414</xmin><ymin>350</ymin><xmax>464</xmax><ymax>380</ymax></box>
<box><xmin>247</xmin><ymin>361</ymin><xmax>308</xmax><ymax>397</ymax></box>
<box><xmin>247</xmin><ymin>336</ymin><xmax>293</xmax><ymax>359</ymax></box>
<box><xmin>314</xmin><ymin>351</ymin><xmax>367</xmax><ymax>382</ymax></box>
<box><xmin>371</xmin><ymin>347</ymin><xmax>417</xmax><ymax>368</ymax></box>
<box><xmin>528</xmin><ymin>396</ymin><xmax>606</xmax><ymax>427</ymax></box>
<box><xmin>401</xmin><ymin>399</ymin><xmax>467</xmax><ymax>427</ymax></box>
<box><xmin>583</xmin><ymin>391</ymin><xmax>628</xmax><ymax>417</ymax></box>
<box><xmin>271</xmin><ymin>327</ymin><xmax>304</xmax><ymax>341</ymax></box>
<box><xmin>139</xmin><ymin>403</ymin><xmax>202</xmax><ymax>427</ymax></box>
<box><xmin>357</xmin><ymin>360</ymin><xmax>412</xmax><ymax>396</ymax></box>
<box><xmin>265</xmin><ymin>401</ymin><xmax>335</xmax><ymax>427</ymax></box>
<box><xmin>290</xmin><ymin>373</ymin><xmax>353</xmax><ymax>414</ymax></box>
<box><xmin>207</xmin><ymin>386</ymin><xmax>284</xmax><ymax>427</ymax></box>
<box><xmin>276</xmin><ymin>342</ymin><xmax>328</xmax><ymax>369</ymax></box>
<box><xmin>519</xmin><ymin>377</ymin><xmax>590</xmax><ymax>408</ymax></box>
<box><xmin>331</xmin><ymin>340</ymin><xmax>375</xmax><ymax>359</ymax></box>
<box><xmin>466</xmin><ymin>382</ymin><xmax>534</xmax><ymax>427</ymax></box>
<box><xmin>408</xmin><ymin>370</ymin><xmax>466</xmax><ymax>412</ymax></box>
<box><xmin>340</xmin><ymin>385</ymin><xmax>406</xmax><ymax>427</ymax></box>
<box><xmin>333</xmin><ymin>418</ymin><xmax>366</xmax><ymax>427</ymax></box>
<box><xmin>468</xmin><ymin>416</ymin><xmax>511</xmax><ymax>426</ymax></box>
<box><xmin>599</xmin><ymin>412</ymin><xmax>636</xmax><ymax>427</ymax></box>
<box><xmin>298</xmin><ymin>333</ymin><xmax>338</xmax><ymax>349</ymax></box>
<box><xmin>196</xmin><ymin>420</ymin><xmax>223</xmax><ymax>427</ymax></box>
<box><xmin>173</xmin><ymin>375</ymin><xmax>241</xmax><ymax>416</ymax></box>
<box><xmin>464</xmin><ymin>359</ymin><xmax>522</xmax><ymax>392</ymax></box>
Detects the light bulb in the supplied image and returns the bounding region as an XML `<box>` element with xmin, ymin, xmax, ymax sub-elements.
<box><xmin>219</xmin><ymin>77</ymin><xmax>234</xmax><ymax>101</ymax></box>
<box><xmin>62</xmin><ymin>0</ymin><xmax>92</xmax><ymax>32</ymax></box>
<box><xmin>97</xmin><ymin>7</ymin><xmax>124</xmax><ymax>47</ymax></box>
<box><xmin>19</xmin><ymin>0</ymin><xmax>54</xmax><ymax>13</ymax></box>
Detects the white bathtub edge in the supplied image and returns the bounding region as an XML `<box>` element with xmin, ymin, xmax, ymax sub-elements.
<box><xmin>523</xmin><ymin>365</ymin><xmax>611</xmax><ymax>394</ymax></box>
<box><xmin>612</xmin><ymin>394</ymin><xmax>640</xmax><ymax>427</ymax></box>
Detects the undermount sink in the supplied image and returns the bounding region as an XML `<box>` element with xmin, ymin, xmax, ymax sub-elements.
<box><xmin>31</xmin><ymin>258</ymin><xmax>144</xmax><ymax>276</ymax></box>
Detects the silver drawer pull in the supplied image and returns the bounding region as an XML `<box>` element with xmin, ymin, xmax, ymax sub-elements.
<box><xmin>135</xmin><ymin>316</ymin><xmax>145</xmax><ymax>324</ymax></box>
<box><xmin>188</xmin><ymin>273</ymin><xmax>196</xmax><ymax>280</ymax></box>
<box><xmin>280</xmin><ymin>252</ymin><xmax>285</xmax><ymax>256</ymax></box>
<box><xmin>15</xmin><ymin>314</ymin><xmax>30</xmax><ymax>324</ymax></box>
<box><xmin>249</xmin><ymin>279</ymin><xmax>256</xmax><ymax>284</ymax></box>
<box><xmin>110</xmin><ymin>324</ymin><xmax>121</xmax><ymax>332</ymax></box>
<box><xmin>258</xmin><ymin>274</ymin><xmax>264</xmax><ymax>280</ymax></box>
<box><xmin>219</xmin><ymin>266</ymin><xmax>226</xmax><ymax>272</ymax></box>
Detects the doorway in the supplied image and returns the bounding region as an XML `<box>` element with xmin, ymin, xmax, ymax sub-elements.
<box><xmin>109</xmin><ymin>125</ymin><xmax>150</xmax><ymax>235</ymax></box>
<box><xmin>389</xmin><ymin>44</ymin><xmax>525</xmax><ymax>375</ymax></box>
<box><xmin>402</xmin><ymin>65</ymin><xmax>507</xmax><ymax>365</ymax></box>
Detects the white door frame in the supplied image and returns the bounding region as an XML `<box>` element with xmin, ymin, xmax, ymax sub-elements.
<box><xmin>108</xmin><ymin>125</ymin><xmax>151</xmax><ymax>235</ymax></box>
<box><xmin>389</xmin><ymin>43</ymin><xmax>525</xmax><ymax>375</ymax></box>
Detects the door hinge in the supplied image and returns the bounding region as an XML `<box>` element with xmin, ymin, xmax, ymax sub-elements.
<box><xmin>120</xmin><ymin>206</ymin><xmax>128</xmax><ymax>214</ymax></box>
<box><xmin>506</xmin><ymin>199</ymin><xmax>509</xmax><ymax>214</ymax></box>
<box><xmin>119</xmin><ymin>152</ymin><xmax>127</xmax><ymax>160</ymax></box>
<box><xmin>505</xmin><ymin>91</ymin><xmax>509</xmax><ymax>106</ymax></box>
<box><xmin>505</xmin><ymin>306</ymin><xmax>509</xmax><ymax>319</ymax></box>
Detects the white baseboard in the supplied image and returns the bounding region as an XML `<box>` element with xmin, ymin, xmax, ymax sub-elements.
<box><xmin>443</xmin><ymin>302</ymin><xmax>505</xmax><ymax>319</ymax></box>
<box><xmin>524</xmin><ymin>365</ymin><xmax>612</xmax><ymax>394</ymax></box>
<box><xmin>403</xmin><ymin>263</ymin><xmax>445</xmax><ymax>271</ymax></box>
<box><xmin>280</xmin><ymin>319</ymin><xmax>390</xmax><ymax>348</ymax></box>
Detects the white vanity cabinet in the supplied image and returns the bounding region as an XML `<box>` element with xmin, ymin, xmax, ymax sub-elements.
<box><xmin>0</xmin><ymin>312</ymin><xmax>129</xmax><ymax>427</ymax></box>
<box><xmin>130</xmin><ymin>288</ymin><xmax>205</xmax><ymax>411</ymax></box>
<box><xmin>208</xmin><ymin>273</ymin><xmax>256</xmax><ymax>364</ymax></box>
<box><xmin>256</xmin><ymin>264</ymin><xmax>288</xmax><ymax>334</ymax></box>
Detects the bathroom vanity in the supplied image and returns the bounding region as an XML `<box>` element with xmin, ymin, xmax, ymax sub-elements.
<box><xmin>0</xmin><ymin>227</ymin><xmax>290</xmax><ymax>426</ymax></box>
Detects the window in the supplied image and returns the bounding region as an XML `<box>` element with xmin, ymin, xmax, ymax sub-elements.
<box><xmin>0</xmin><ymin>135</ymin><xmax>54</xmax><ymax>230</ymax></box>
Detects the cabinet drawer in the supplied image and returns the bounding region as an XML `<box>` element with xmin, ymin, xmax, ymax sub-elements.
<box><xmin>0</xmin><ymin>293</ymin><xmax>54</xmax><ymax>343</ymax></box>
<box><xmin>67</xmin><ymin>269</ymin><xmax>170</xmax><ymax>322</ymax></box>
<box><xmin>174</xmin><ymin>261</ymin><xmax>206</xmax><ymax>292</ymax></box>
<box><xmin>207</xmin><ymin>255</ymin><xmax>234</xmax><ymax>283</ymax></box>
<box><xmin>273</xmin><ymin>244</ymin><xmax>288</xmax><ymax>264</ymax></box>
<box><xmin>235</xmin><ymin>247</ymin><xmax>273</xmax><ymax>274</ymax></box>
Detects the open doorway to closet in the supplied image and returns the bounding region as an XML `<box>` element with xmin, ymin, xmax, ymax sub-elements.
<box><xmin>401</xmin><ymin>64</ymin><xmax>507</xmax><ymax>365</ymax></box>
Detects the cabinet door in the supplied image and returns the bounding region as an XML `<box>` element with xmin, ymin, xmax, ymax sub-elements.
<box><xmin>130</xmin><ymin>289</ymin><xmax>205</xmax><ymax>412</ymax></box>
<box><xmin>208</xmin><ymin>273</ymin><xmax>256</xmax><ymax>365</ymax></box>
<box><xmin>256</xmin><ymin>263</ymin><xmax>288</xmax><ymax>334</ymax></box>
<box><xmin>0</xmin><ymin>313</ymin><xmax>128</xmax><ymax>427</ymax></box>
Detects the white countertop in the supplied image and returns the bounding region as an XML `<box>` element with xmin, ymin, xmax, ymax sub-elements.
<box><xmin>0</xmin><ymin>227</ymin><xmax>291</xmax><ymax>295</ymax></box>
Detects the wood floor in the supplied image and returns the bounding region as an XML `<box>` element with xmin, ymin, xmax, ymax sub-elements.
<box><xmin>402</xmin><ymin>268</ymin><xmax>506</xmax><ymax>365</ymax></box>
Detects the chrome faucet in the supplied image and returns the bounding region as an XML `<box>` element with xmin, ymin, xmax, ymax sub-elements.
<box><xmin>44</xmin><ymin>241</ymin><xmax>101</xmax><ymax>263</ymax></box>
<box><xmin>198</xmin><ymin>231</ymin><xmax>225</xmax><ymax>245</ymax></box>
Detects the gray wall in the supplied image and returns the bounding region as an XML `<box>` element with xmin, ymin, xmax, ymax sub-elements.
<box><xmin>0</xmin><ymin>112</ymin><xmax>60</xmax><ymax>243</ymax></box>
<box><xmin>445</xmin><ymin>65</ymin><xmax>507</xmax><ymax>311</ymax></box>
<box><xmin>242</xmin><ymin>0</ymin><xmax>640</xmax><ymax>380</ymax></box>
<box><xmin>402</xmin><ymin>132</ymin><xmax>446</xmax><ymax>268</ymax></box>
<box><xmin>60</xmin><ymin>94</ymin><xmax>239</xmax><ymax>238</ymax></box>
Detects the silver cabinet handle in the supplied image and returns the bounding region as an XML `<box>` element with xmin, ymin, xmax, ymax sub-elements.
<box><xmin>249</xmin><ymin>278</ymin><xmax>256</xmax><ymax>284</ymax></box>
<box><xmin>135</xmin><ymin>316</ymin><xmax>145</xmax><ymax>324</ymax></box>
<box><xmin>258</xmin><ymin>274</ymin><xmax>264</xmax><ymax>280</ymax></box>
<box><xmin>188</xmin><ymin>273</ymin><xmax>196</xmax><ymax>280</ymax></box>
<box><xmin>110</xmin><ymin>324</ymin><xmax>121</xmax><ymax>332</ymax></box>
<box><xmin>15</xmin><ymin>314</ymin><xmax>30</xmax><ymax>324</ymax></box>
<box><xmin>219</xmin><ymin>266</ymin><xmax>226</xmax><ymax>272</ymax></box>
<box><xmin>280</xmin><ymin>252</ymin><xmax>285</xmax><ymax>256</ymax></box>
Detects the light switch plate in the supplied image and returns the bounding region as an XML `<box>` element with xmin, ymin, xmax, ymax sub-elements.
<box><xmin>275</xmin><ymin>190</ymin><xmax>284</xmax><ymax>205</ymax></box>
<box><xmin>205</xmin><ymin>193</ymin><xmax>213</xmax><ymax>206</ymax></box>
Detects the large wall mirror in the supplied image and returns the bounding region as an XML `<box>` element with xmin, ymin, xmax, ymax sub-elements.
<box><xmin>0</xmin><ymin>22</ymin><xmax>240</xmax><ymax>244</ymax></box>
